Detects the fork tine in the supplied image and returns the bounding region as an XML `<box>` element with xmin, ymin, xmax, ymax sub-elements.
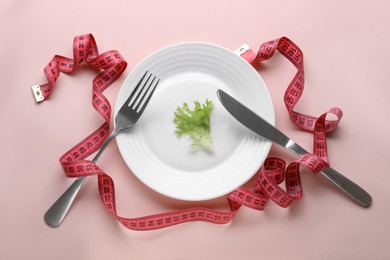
<box><xmin>123</xmin><ymin>71</ymin><xmax>149</xmax><ymax>108</ymax></box>
<box><xmin>130</xmin><ymin>73</ymin><xmax>153</xmax><ymax>108</ymax></box>
<box><xmin>133</xmin><ymin>75</ymin><xmax>156</xmax><ymax>111</ymax></box>
<box><xmin>136</xmin><ymin>78</ymin><xmax>160</xmax><ymax>114</ymax></box>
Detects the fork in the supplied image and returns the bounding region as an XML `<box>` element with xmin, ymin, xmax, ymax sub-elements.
<box><xmin>44</xmin><ymin>71</ymin><xmax>160</xmax><ymax>228</ymax></box>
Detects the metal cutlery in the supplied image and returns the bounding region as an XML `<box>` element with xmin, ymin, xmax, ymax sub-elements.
<box><xmin>217</xmin><ymin>89</ymin><xmax>372</xmax><ymax>207</ymax></box>
<box><xmin>44</xmin><ymin>71</ymin><xmax>160</xmax><ymax>227</ymax></box>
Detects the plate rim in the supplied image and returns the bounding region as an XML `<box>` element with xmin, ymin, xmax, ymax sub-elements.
<box><xmin>114</xmin><ymin>41</ymin><xmax>275</xmax><ymax>201</ymax></box>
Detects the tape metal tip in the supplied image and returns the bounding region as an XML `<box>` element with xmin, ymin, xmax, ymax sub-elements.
<box><xmin>32</xmin><ymin>85</ymin><xmax>44</xmax><ymax>103</ymax></box>
<box><xmin>234</xmin><ymin>43</ymin><xmax>250</xmax><ymax>55</ymax></box>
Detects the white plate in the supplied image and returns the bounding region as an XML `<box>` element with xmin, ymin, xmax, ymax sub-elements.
<box><xmin>115</xmin><ymin>42</ymin><xmax>274</xmax><ymax>201</ymax></box>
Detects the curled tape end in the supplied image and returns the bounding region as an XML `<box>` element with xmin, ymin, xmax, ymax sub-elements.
<box><xmin>32</xmin><ymin>85</ymin><xmax>44</xmax><ymax>103</ymax></box>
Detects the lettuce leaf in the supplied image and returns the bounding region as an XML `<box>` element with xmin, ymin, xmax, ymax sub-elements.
<box><xmin>173</xmin><ymin>99</ymin><xmax>214</xmax><ymax>150</ymax></box>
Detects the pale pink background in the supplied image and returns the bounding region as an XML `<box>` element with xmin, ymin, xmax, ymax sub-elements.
<box><xmin>1</xmin><ymin>0</ymin><xmax>389</xmax><ymax>259</ymax></box>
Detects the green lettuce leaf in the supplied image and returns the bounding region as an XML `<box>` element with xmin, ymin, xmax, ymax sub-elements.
<box><xmin>173</xmin><ymin>99</ymin><xmax>214</xmax><ymax>150</ymax></box>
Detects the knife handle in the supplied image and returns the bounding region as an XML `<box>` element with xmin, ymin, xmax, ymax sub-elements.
<box><xmin>286</xmin><ymin>140</ymin><xmax>372</xmax><ymax>207</ymax></box>
<box><xmin>320</xmin><ymin>167</ymin><xmax>372</xmax><ymax>207</ymax></box>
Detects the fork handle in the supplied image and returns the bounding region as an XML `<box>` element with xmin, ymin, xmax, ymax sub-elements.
<box><xmin>44</xmin><ymin>131</ymin><xmax>117</xmax><ymax>227</ymax></box>
<box><xmin>44</xmin><ymin>176</ymin><xmax>87</xmax><ymax>227</ymax></box>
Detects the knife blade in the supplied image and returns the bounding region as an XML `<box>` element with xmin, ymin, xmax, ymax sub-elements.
<box><xmin>217</xmin><ymin>89</ymin><xmax>372</xmax><ymax>207</ymax></box>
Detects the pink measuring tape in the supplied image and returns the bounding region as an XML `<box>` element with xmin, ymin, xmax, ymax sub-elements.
<box><xmin>33</xmin><ymin>34</ymin><xmax>342</xmax><ymax>230</ymax></box>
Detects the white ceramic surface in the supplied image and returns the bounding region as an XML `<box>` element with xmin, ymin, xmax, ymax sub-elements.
<box><xmin>115</xmin><ymin>42</ymin><xmax>274</xmax><ymax>201</ymax></box>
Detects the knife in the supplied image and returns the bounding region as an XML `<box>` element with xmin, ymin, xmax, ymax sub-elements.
<box><xmin>217</xmin><ymin>89</ymin><xmax>372</xmax><ymax>207</ymax></box>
